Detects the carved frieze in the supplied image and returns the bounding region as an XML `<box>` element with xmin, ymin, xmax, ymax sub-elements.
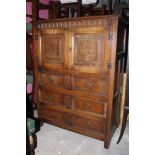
<box><xmin>37</xmin><ymin>17</ymin><xmax>113</xmax><ymax>29</ymax></box>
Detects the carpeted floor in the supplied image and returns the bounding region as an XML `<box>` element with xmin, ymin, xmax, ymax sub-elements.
<box><xmin>35</xmin><ymin>122</ymin><xmax>129</xmax><ymax>155</ymax></box>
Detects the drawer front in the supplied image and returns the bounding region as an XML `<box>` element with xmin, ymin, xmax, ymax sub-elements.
<box><xmin>39</xmin><ymin>72</ymin><xmax>65</xmax><ymax>88</ymax></box>
<box><xmin>39</xmin><ymin>107</ymin><xmax>72</xmax><ymax>126</ymax></box>
<box><xmin>39</xmin><ymin>90</ymin><xmax>72</xmax><ymax>109</ymax></box>
<box><xmin>74</xmin><ymin>97</ymin><xmax>107</xmax><ymax>115</ymax></box>
<box><xmin>72</xmin><ymin>77</ymin><xmax>108</xmax><ymax>95</ymax></box>
<box><xmin>73</xmin><ymin>115</ymin><xmax>105</xmax><ymax>134</ymax></box>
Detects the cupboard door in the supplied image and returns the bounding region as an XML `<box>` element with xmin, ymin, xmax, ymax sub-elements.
<box><xmin>37</xmin><ymin>29</ymin><xmax>68</xmax><ymax>71</ymax></box>
<box><xmin>70</xmin><ymin>27</ymin><xmax>110</xmax><ymax>74</ymax></box>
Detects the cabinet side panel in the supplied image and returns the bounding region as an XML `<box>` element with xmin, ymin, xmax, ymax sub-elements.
<box><xmin>111</xmin><ymin>18</ymin><xmax>128</xmax><ymax>132</ymax></box>
<box><xmin>104</xmin><ymin>17</ymin><xmax>118</xmax><ymax>149</ymax></box>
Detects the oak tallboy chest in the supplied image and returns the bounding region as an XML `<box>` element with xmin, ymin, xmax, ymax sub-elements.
<box><xmin>33</xmin><ymin>15</ymin><xmax>127</xmax><ymax>149</ymax></box>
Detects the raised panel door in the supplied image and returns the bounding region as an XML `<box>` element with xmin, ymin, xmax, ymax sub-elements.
<box><xmin>37</xmin><ymin>29</ymin><xmax>68</xmax><ymax>71</ymax></box>
<box><xmin>70</xmin><ymin>27</ymin><xmax>110</xmax><ymax>74</ymax></box>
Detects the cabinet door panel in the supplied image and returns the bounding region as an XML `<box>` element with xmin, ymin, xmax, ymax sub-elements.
<box><xmin>37</xmin><ymin>29</ymin><xmax>66</xmax><ymax>71</ymax></box>
<box><xmin>70</xmin><ymin>27</ymin><xmax>110</xmax><ymax>74</ymax></box>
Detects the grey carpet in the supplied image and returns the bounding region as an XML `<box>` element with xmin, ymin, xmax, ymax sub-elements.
<box><xmin>35</xmin><ymin>122</ymin><xmax>129</xmax><ymax>155</ymax></box>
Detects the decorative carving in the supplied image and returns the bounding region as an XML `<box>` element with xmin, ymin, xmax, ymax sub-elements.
<box><xmin>73</xmin><ymin>34</ymin><xmax>104</xmax><ymax>66</ymax></box>
<box><xmin>85</xmin><ymin>81</ymin><xmax>92</xmax><ymax>90</ymax></box>
<box><xmin>41</xmin><ymin>34</ymin><xmax>64</xmax><ymax>64</ymax></box>
<box><xmin>64</xmin><ymin>75</ymin><xmax>72</xmax><ymax>89</ymax></box>
<box><xmin>77</xmin><ymin>40</ymin><xmax>98</xmax><ymax>62</ymax></box>
<box><xmin>73</xmin><ymin>78</ymin><xmax>92</xmax><ymax>91</ymax></box>
<box><xmin>39</xmin><ymin>72</ymin><xmax>65</xmax><ymax>88</ymax></box>
<box><xmin>64</xmin><ymin>95</ymin><xmax>72</xmax><ymax>109</ymax></box>
<box><xmin>37</xmin><ymin>17</ymin><xmax>113</xmax><ymax>29</ymax></box>
<box><xmin>72</xmin><ymin>77</ymin><xmax>108</xmax><ymax>95</ymax></box>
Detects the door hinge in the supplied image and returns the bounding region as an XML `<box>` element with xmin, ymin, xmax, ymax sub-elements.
<box><xmin>107</xmin><ymin>62</ymin><xmax>112</xmax><ymax>69</ymax></box>
<box><xmin>108</xmin><ymin>33</ymin><xmax>113</xmax><ymax>41</ymax></box>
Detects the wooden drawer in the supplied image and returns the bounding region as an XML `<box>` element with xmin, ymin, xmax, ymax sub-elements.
<box><xmin>74</xmin><ymin>97</ymin><xmax>107</xmax><ymax>115</ymax></box>
<box><xmin>39</xmin><ymin>72</ymin><xmax>65</xmax><ymax>88</ymax></box>
<box><xmin>72</xmin><ymin>114</ymin><xmax>105</xmax><ymax>134</ymax></box>
<box><xmin>72</xmin><ymin>77</ymin><xmax>108</xmax><ymax>95</ymax></box>
<box><xmin>39</xmin><ymin>90</ymin><xmax>72</xmax><ymax>109</ymax></box>
<box><xmin>39</xmin><ymin>106</ymin><xmax>72</xmax><ymax>126</ymax></box>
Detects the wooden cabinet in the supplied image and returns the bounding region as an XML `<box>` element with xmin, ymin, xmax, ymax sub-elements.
<box><xmin>33</xmin><ymin>15</ymin><xmax>127</xmax><ymax>149</ymax></box>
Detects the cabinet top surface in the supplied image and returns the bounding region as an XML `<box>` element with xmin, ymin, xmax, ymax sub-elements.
<box><xmin>34</xmin><ymin>15</ymin><xmax>119</xmax><ymax>23</ymax></box>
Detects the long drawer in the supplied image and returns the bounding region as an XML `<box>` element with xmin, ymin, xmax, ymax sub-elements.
<box><xmin>39</xmin><ymin>71</ymin><xmax>108</xmax><ymax>95</ymax></box>
<box><xmin>38</xmin><ymin>104</ymin><xmax>105</xmax><ymax>135</ymax></box>
<box><xmin>72</xmin><ymin>76</ymin><xmax>108</xmax><ymax>95</ymax></box>
<box><xmin>72</xmin><ymin>114</ymin><xmax>105</xmax><ymax>134</ymax></box>
<box><xmin>39</xmin><ymin>106</ymin><xmax>72</xmax><ymax>126</ymax></box>
<box><xmin>39</xmin><ymin>90</ymin><xmax>72</xmax><ymax>109</ymax></box>
<box><xmin>39</xmin><ymin>72</ymin><xmax>65</xmax><ymax>88</ymax></box>
<box><xmin>74</xmin><ymin>97</ymin><xmax>107</xmax><ymax>115</ymax></box>
<box><xmin>39</xmin><ymin>86</ymin><xmax>107</xmax><ymax>116</ymax></box>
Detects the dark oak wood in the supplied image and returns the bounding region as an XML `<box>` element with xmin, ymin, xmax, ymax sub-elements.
<box><xmin>33</xmin><ymin>15</ymin><xmax>127</xmax><ymax>149</ymax></box>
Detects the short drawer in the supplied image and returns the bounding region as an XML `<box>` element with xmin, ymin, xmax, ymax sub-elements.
<box><xmin>39</xmin><ymin>107</ymin><xmax>72</xmax><ymax>126</ymax></box>
<box><xmin>39</xmin><ymin>90</ymin><xmax>72</xmax><ymax>109</ymax></box>
<box><xmin>72</xmin><ymin>77</ymin><xmax>108</xmax><ymax>95</ymax></box>
<box><xmin>74</xmin><ymin>97</ymin><xmax>107</xmax><ymax>115</ymax></box>
<box><xmin>72</xmin><ymin>115</ymin><xmax>105</xmax><ymax>134</ymax></box>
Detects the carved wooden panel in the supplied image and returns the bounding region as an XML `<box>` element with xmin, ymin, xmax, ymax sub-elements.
<box><xmin>64</xmin><ymin>75</ymin><xmax>72</xmax><ymax>90</ymax></box>
<box><xmin>74</xmin><ymin>97</ymin><xmax>107</xmax><ymax>115</ymax></box>
<box><xmin>39</xmin><ymin>72</ymin><xmax>65</xmax><ymax>88</ymax></box>
<box><xmin>40</xmin><ymin>91</ymin><xmax>64</xmax><ymax>106</ymax></box>
<box><xmin>41</xmin><ymin>34</ymin><xmax>64</xmax><ymax>64</ymax></box>
<box><xmin>39</xmin><ymin>107</ymin><xmax>65</xmax><ymax>124</ymax></box>
<box><xmin>64</xmin><ymin>95</ymin><xmax>73</xmax><ymax>109</ymax></box>
<box><xmin>36</xmin><ymin>16</ymin><xmax>114</xmax><ymax>29</ymax></box>
<box><xmin>39</xmin><ymin>91</ymin><xmax>72</xmax><ymax>109</ymax></box>
<box><xmin>72</xmin><ymin>115</ymin><xmax>105</xmax><ymax>134</ymax></box>
<box><xmin>73</xmin><ymin>34</ymin><xmax>104</xmax><ymax>67</ymax></box>
<box><xmin>39</xmin><ymin>107</ymin><xmax>72</xmax><ymax>126</ymax></box>
<box><xmin>72</xmin><ymin>77</ymin><xmax>107</xmax><ymax>95</ymax></box>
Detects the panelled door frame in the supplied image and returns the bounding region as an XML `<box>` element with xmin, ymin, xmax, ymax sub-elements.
<box><xmin>37</xmin><ymin>29</ymin><xmax>68</xmax><ymax>71</ymax></box>
<box><xmin>69</xmin><ymin>26</ymin><xmax>111</xmax><ymax>74</ymax></box>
